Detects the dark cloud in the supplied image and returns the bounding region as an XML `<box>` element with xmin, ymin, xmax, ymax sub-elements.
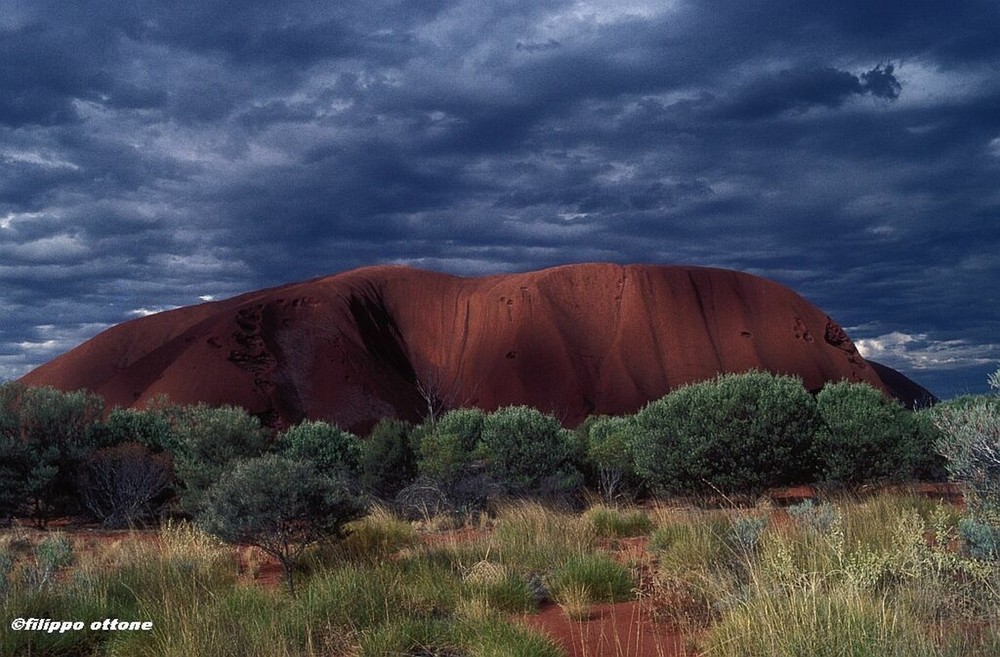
<box><xmin>713</xmin><ymin>64</ymin><xmax>902</xmax><ymax>121</ymax></box>
<box><xmin>1</xmin><ymin>0</ymin><xmax>997</xmax><ymax>396</ymax></box>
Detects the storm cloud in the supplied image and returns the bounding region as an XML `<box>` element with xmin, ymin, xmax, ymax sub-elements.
<box><xmin>2</xmin><ymin>0</ymin><xmax>998</xmax><ymax>397</ymax></box>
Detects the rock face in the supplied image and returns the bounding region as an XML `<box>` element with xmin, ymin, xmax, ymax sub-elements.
<box><xmin>20</xmin><ymin>263</ymin><xmax>923</xmax><ymax>432</ymax></box>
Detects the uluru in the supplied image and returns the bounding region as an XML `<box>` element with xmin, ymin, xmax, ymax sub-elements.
<box><xmin>19</xmin><ymin>263</ymin><xmax>933</xmax><ymax>432</ymax></box>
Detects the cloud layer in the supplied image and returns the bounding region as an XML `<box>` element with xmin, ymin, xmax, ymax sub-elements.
<box><xmin>2</xmin><ymin>0</ymin><xmax>998</xmax><ymax>397</ymax></box>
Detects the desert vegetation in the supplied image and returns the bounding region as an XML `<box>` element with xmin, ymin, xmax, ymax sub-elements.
<box><xmin>0</xmin><ymin>369</ymin><xmax>998</xmax><ymax>655</ymax></box>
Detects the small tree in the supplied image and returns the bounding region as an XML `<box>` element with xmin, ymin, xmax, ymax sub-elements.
<box><xmin>198</xmin><ymin>455</ymin><xmax>365</xmax><ymax>594</ymax></box>
<box><xmin>585</xmin><ymin>415</ymin><xmax>640</xmax><ymax>503</ymax></box>
<box><xmin>0</xmin><ymin>436</ymin><xmax>36</xmax><ymax>522</ymax></box>
<box><xmin>78</xmin><ymin>443</ymin><xmax>172</xmax><ymax>528</ymax></box>
<box><xmin>933</xmin><ymin>372</ymin><xmax>1000</xmax><ymax>513</ymax></box>
<box><xmin>8</xmin><ymin>386</ymin><xmax>106</xmax><ymax>523</ymax></box>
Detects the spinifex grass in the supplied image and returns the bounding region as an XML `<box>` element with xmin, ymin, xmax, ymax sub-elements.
<box><xmin>703</xmin><ymin>584</ymin><xmax>939</xmax><ymax>657</ymax></box>
<box><xmin>3</xmin><ymin>495</ymin><xmax>996</xmax><ymax>656</ymax></box>
<box><xmin>583</xmin><ymin>504</ymin><xmax>654</xmax><ymax>539</ymax></box>
<box><xmin>549</xmin><ymin>552</ymin><xmax>634</xmax><ymax>604</ymax></box>
<box><xmin>487</xmin><ymin>501</ymin><xmax>597</xmax><ymax>570</ymax></box>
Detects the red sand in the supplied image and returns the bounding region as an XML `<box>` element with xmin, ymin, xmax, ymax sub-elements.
<box><xmin>21</xmin><ymin>263</ymin><xmax>922</xmax><ymax>432</ymax></box>
<box><xmin>523</xmin><ymin>601</ymin><xmax>690</xmax><ymax>657</ymax></box>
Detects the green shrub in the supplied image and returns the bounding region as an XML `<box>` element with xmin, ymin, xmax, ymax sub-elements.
<box><xmin>958</xmin><ymin>516</ymin><xmax>1000</xmax><ymax>560</ymax></box>
<box><xmin>933</xmin><ymin>393</ymin><xmax>1000</xmax><ymax>514</ymax></box>
<box><xmin>434</xmin><ymin>408</ymin><xmax>486</xmax><ymax>451</ymax></box>
<box><xmin>99</xmin><ymin>407</ymin><xmax>177</xmax><ymax>453</ymax></box>
<box><xmin>631</xmin><ymin>371</ymin><xmax>819</xmax><ymax>496</ymax></box>
<box><xmin>170</xmin><ymin>404</ymin><xmax>269</xmax><ymax>515</ymax></box>
<box><xmin>787</xmin><ymin>499</ymin><xmax>841</xmax><ymax>535</ymax></box>
<box><xmin>583</xmin><ymin>415</ymin><xmax>642</xmax><ymax>502</ymax></box>
<box><xmin>478</xmin><ymin>405</ymin><xmax>581</xmax><ymax>498</ymax></box>
<box><xmin>419</xmin><ymin>431</ymin><xmax>472</xmax><ymax>486</ymax></box>
<box><xmin>198</xmin><ymin>454</ymin><xmax>365</xmax><ymax>594</ymax></box>
<box><xmin>815</xmin><ymin>381</ymin><xmax>943</xmax><ymax>485</ymax></box>
<box><xmin>359</xmin><ymin>418</ymin><xmax>419</xmax><ymax>500</ymax></box>
<box><xmin>276</xmin><ymin>420</ymin><xmax>362</xmax><ymax>479</ymax></box>
<box><xmin>0</xmin><ymin>436</ymin><xmax>37</xmax><ymax>520</ymax></box>
<box><xmin>1</xmin><ymin>385</ymin><xmax>106</xmax><ymax>521</ymax></box>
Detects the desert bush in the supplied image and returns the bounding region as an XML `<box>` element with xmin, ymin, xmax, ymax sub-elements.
<box><xmin>417</xmin><ymin>408</ymin><xmax>484</xmax><ymax>486</ymax></box>
<box><xmin>815</xmin><ymin>381</ymin><xmax>944</xmax><ymax>485</ymax></box>
<box><xmin>98</xmin><ymin>407</ymin><xmax>177</xmax><ymax>453</ymax></box>
<box><xmin>631</xmin><ymin>371</ymin><xmax>819</xmax><ymax>496</ymax></box>
<box><xmin>958</xmin><ymin>516</ymin><xmax>1000</xmax><ymax>560</ymax></box>
<box><xmin>933</xmin><ymin>393</ymin><xmax>1000</xmax><ymax>515</ymax></box>
<box><xmin>78</xmin><ymin>442</ymin><xmax>172</xmax><ymax>528</ymax></box>
<box><xmin>933</xmin><ymin>372</ymin><xmax>1000</xmax><ymax>563</ymax></box>
<box><xmin>360</xmin><ymin>418</ymin><xmax>419</xmax><ymax>500</ymax></box>
<box><xmin>418</xmin><ymin>430</ymin><xmax>470</xmax><ymax>486</ymax></box>
<box><xmin>787</xmin><ymin>499</ymin><xmax>842</xmax><ymax>535</ymax></box>
<box><xmin>0</xmin><ymin>437</ymin><xmax>38</xmax><ymax>520</ymax></box>
<box><xmin>478</xmin><ymin>405</ymin><xmax>581</xmax><ymax>498</ymax></box>
<box><xmin>582</xmin><ymin>415</ymin><xmax>642</xmax><ymax>502</ymax></box>
<box><xmin>169</xmin><ymin>403</ymin><xmax>269</xmax><ymax>515</ymax></box>
<box><xmin>276</xmin><ymin>420</ymin><xmax>362</xmax><ymax>480</ymax></box>
<box><xmin>198</xmin><ymin>454</ymin><xmax>366</xmax><ymax>594</ymax></box>
<box><xmin>1</xmin><ymin>385</ymin><xmax>105</xmax><ymax>521</ymax></box>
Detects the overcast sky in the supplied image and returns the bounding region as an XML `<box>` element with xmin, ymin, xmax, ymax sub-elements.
<box><xmin>2</xmin><ymin>1</ymin><xmax>998</xmax><ymax>398</ymax></box>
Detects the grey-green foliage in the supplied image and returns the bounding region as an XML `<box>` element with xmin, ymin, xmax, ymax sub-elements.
<box><xmin>0</xmin><ymin>550</ymin><xmax>11</xmax><ymax>598</ymax></box>
<box><xmin>0</xmin><ymin>384</ymin><xmax>105</xmax><ymax>519</ymax></box>
<box><xmin>417</xmin><ymin>408</ymin><xmax>484</xmax><ymax>486</ymax></box>
<box><xmin>0</xmin><ymin>435</ymin><xmax>37</xmax><ymax>519</ymax></box>
<box><xmin>787</xmin><ymin>499</ymin><xmax>841</xmax><ymax>535</ymax></box>
<box><xmin>25</xmin><ymin>534</ymin><xmax>73</xmax><ymax>592</ymax></box>
<box><xmin>932</xmin><ymin>369</ymin><xmax>1000</xmax><ymax>560</ymax></box>
<box><xmin>101</xmin><ymin>407</ymin><xmax>177</xmax><ymax>453</ymax></box>
<box><xmin>198</xmin><ymin>454</ymin><xmax>365</xmax><ymax>594</ymax></box>
<box><xmin>958</xmin><ymin>516</ymin><xmax>1000</xmax><ymax>560</ymax></box>
<box><xmin>584</xmin><ymin>415</ymin><xmax>641</xmax><ymax>502</ymax></box>
<box><xmin>631</xmin><ymin>371</ymin><xmax>819</xmax><ymax>496</ymax></box>
<box><xmin>932</xmin><ymin>389</ymin><xmax>1000</xmax><ymax>515</ymax></box>
<box><xmin>359</xmin><ymin>418</ymin><xmax>419</xmax><ymax>499</ymax></box>
<box><xmin>170</xmin><ymin>404</ymin><xmax>269</xmax><ymax>515</ymax></box>
<box><xmin>276</xmin><ymin>420</ymin><xmax>362</xmax><ymax>480</ymax></box>
<box><xmin>478</xmin><ymin>405</ymin><xmax>581</xmax><ymax>497</ymax></box>
<box><xmin>815</xmin><ymin>381</ymin><xmax>943</xmax><ymax>485</ymax></box>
